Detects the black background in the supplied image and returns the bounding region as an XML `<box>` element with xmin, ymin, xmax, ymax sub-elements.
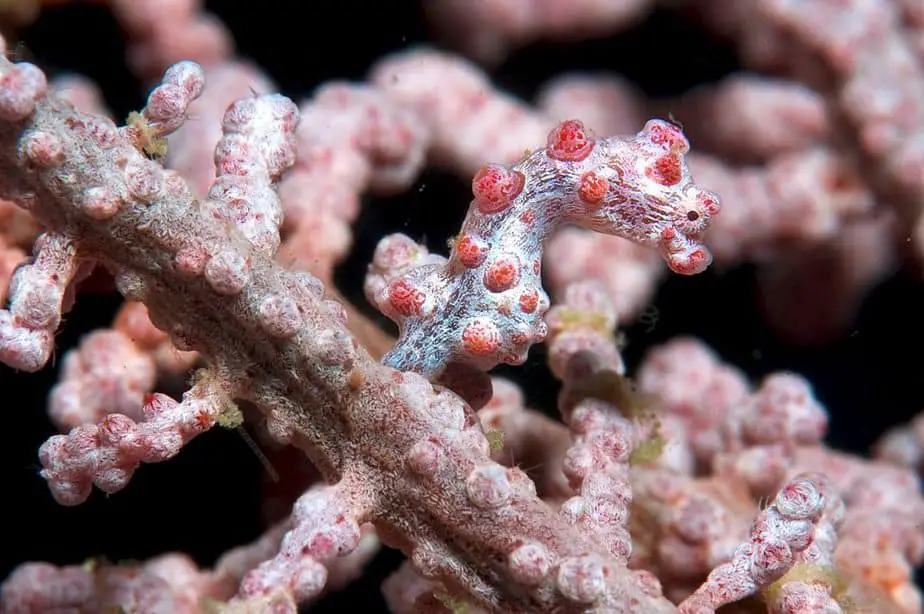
<box><xmin>1</xmin><ymin>1</ymin><xmax>922</xmax><ymax>611</ymax></box>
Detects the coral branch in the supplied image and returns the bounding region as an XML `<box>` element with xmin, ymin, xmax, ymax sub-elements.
<box><xmin>0</xmin><ymin>231</ymin><xmax>83</xmax><ymax>370</ymax></box>
<box><xmin>678</xmin><ymin>473</ymin><xmax>836</xmax><ymax>613</ymax></box>
<box><xmin>39</xmin><ymin>375</ymin><xmax>234</xmax><ymax>505</ymax></box>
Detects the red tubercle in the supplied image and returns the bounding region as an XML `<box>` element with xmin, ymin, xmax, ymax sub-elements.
<box><xmin>387</xmin><ymin>278</ymin><xmax>427</xmax><ymax>317</ymax></box>
<box><xmin>667</xmin><ymin>246</ymin><xmax>712</xmax><ymax>275</ymax></box>
<box><xmin>500</xmin><ymin>349</ymin><xmax>528</xmax><ymax>366</ymax></box>
<box><xmin>645</xmin><ymin>120</ymin><xmax>689</xmax><ymax>153</ymax></box>
<box><xmin>546</xmin><ymin>120</ymin><xmax>595</xmax><ymax>162</ymax></box>
<box><xmin>473</xmin><ymin>164</ymin><xmax>526</xmax><ymax>215</ymax></box>
<box><xmin>697</xmin><ymin>191</ymin><xmax>721</xmax><ymax>216</ymax></box>
<box><xmin>519</xmin><ymin>289</ymin><xmax>538</xmax><ymax>313</ymax></box>
<box><xmin>578</xmin><ymin>171</ymin><xmax>608</xmax><ymax>206</ymax></box>
<box><xmin>646</xmin><ymin>154</ymin><xmax>683</xmax><ymax>186</ymax></box>
<box><xmin>484</xmin><ymin>257</ymin><xmax>520</xmax><ymax>293</ymax></box>
<box><xmin>193</xmin><ymin>409</ymin><xmax>213</xmax><ymax>431</ymax></box>
<box><xmin>456</xmin><ymin>234</ymin><xmax>489</xmax><ymax>268</ymax></box>
<box><xmin>510</xmin><ymin>331</ymin><xmax>529</xmax><ymax>345</ymax></box>
<box><xmin>461</xmin><ymin>319</ymin><xmax>502</xmax><ymax>356</ymax></box>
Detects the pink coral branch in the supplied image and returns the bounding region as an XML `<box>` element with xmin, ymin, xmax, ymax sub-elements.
<box><xmin>678</xmin><ymin>473</ymin><xmax>835</xmax><ymax>613</ymax></box>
